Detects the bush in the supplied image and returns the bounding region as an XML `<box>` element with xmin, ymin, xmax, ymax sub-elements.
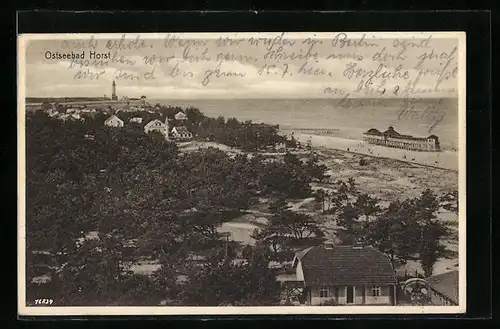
<box><xmin>359</xmin><ymin>158</ymin><xmax>368</xmax><ymax>166</ymax></box>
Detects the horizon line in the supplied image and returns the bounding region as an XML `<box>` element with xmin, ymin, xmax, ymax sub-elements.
<box><xmin>25</xmin><ymin>96</ymin><xmax>459</xmax><ymax>100</ymax></box>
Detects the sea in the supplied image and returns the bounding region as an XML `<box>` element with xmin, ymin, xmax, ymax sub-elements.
<box><xmin>150</xmin><ymin>98</ymin><xmax>459</xmax><ymax>149</ymax></box>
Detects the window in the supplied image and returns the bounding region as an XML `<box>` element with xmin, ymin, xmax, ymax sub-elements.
<box><xmin>371</xmin><ymin>286</ymin><xmax>381</xmax><ymax>297</ymax></box>
<box><xmin>319</xmin><ymin>287</ymin><xmax>328</xmax><ymax>298</ymax></box>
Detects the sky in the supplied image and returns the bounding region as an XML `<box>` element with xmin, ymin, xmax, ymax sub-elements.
<box><xmin>22</xmin><ymin>33</ymin><xmax>461</xmax><ymax>99</ymax></box>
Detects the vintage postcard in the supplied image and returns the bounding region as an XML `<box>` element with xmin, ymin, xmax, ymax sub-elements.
<box><xmin>18</xmin><ymin>32</ymin><xmax>466</xmax><ymax>316</ymax></box>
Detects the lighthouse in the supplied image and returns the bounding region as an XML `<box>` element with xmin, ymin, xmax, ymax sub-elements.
<box><xmin>111</xmin><ymin>80</ymin><xmax>118</xmax><ymax>101</ymax></box>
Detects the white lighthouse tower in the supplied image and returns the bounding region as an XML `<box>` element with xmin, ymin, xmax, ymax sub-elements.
<box><xmin>111</xmin><ymin>81</ymin><xmax>118</xmax><ymax>101</ymax></box>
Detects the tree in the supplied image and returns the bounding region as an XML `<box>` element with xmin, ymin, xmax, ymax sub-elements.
<box><xmin>180</xmin><ymin>252</ymin><xmax>281</xmax><ymax>306</ymax></box>
<box><xmin>419</xmin><ymin>221</ymin><xmax>448</xmax><ymax>277</ymax></box>
<box><xmin>414</xmin><ymin>189</ymin><xmax>448</xmax><ymax>277</ymax></box>
<box><xmin>185</xmin><ymin>107</ymin><xmax>206</xmax><ymax>127</ymax></box>
<box><xmin>366</xmin><ymin>199</ymin><xmax>420</xmax><ymax>267</ymax></box>
<box><xmin>252</xmin><ymin>198</ymin><xmax>324</xmax><ymax>259</ymax></box>
<box><xmin>41</xmin><ymin>101</ymin><xmax>52</xmax><ymax>111</ymax></box>
<box><xmin>259</xmin><ymin>153</ymin><xmax>312</xmax><ymax>198</ymax></box>
<box><xmin>49</xmin><ymin>234</ymin><xmax>134</xmax><ymax>306</ymax></box>
<box><xmin>364</xmin><ymin>189</ymin><xmax>449</xmax><ymax>275</ymax></box>
<box><xmin>313</xmin><ymin>189</ymin><xmax>329</xmax><ymax>212</ymax></box>
<box><xmin>305</xmin><ymin>153</ymin><xmax>329</xmax><ymax>182</ymax></box>
<box><xmin>439</xmin><ymin>190</ymin><xmax>459</xmax><ymax>214</ymax></box>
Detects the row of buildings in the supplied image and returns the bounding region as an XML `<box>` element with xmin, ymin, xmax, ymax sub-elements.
<box><xmin>45</xmin><ymin>102</ymin><xmax>157</xmax><ymax>119</ymax></box>
<box><xmin>362</xmin><ymin>126</ymin><xmax>441</xmax><ymax>152</ymax></box>
<box><xmin>104</xmin><ymin>111</ymin><xmax>193</xmax><ymax>141</ymax></box>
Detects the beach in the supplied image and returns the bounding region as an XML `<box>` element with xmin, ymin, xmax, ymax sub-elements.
<box><xmin>154</xmin><ymin>98</ymin><xmax>459</xmax><ymax>151</ymax></box>
<box><xmin>291</xmin><ymin>133</ymin><xmax>458</xmax><ymax>171</ymax></box>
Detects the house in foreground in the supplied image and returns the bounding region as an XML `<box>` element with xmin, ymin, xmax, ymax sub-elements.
<box><xmin>284</xmin><ymin>244</ymin><xmax>397</xmax><ymax>305</ymax></box>
<box><xmin>425</xmin><ymin>270</ymin><xmax>458</xmax><ymax>306</ymax></box>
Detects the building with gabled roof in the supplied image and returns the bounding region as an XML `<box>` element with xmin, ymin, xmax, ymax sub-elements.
<box><xmin>426</xmin><ymin>270</ymin><xmax>458</xmax><ymax>306</ymax></box>
<box><xmin>288</xmin><ymin>244</ymin><xmax>397</xmax><ymax>305</ymax></box>
<box><xmin>171</xmin><ymin>126</ymin><xmax>193</xmax><ymax>140</ymax></box>
<box><xmin>174</xmin><ymin>111</ymin><xmax>188</xmax><ymax>121</ymax></box>
<box><xmin>144</xmin><ymin>119</ymin><xmax>166</xmax><ymax>134</ymax></box>
<box><xmin>363</xmin><ymin>126</ymin><xmax>441</xmax><ymax>152</ymax></box>
<box><xmin>104</xmin><ymin>115</ymin><xmax>124</xmax><ymax>128</ymax></box>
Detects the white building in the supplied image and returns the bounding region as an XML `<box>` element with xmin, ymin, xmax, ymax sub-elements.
<box><xmin>363</xmin><ymin>126</ymin><xmax>440</xmax><ymax>152</ymax></box>
<box><xmin>47</xmin><ymin>109</ymin><xmax>59</xmax><ymax>118</ymax></box>
<box><xmin>71</xmin><ymin>113</ymin><xmax>84</xmax><ymax>121</ymax></box>
<box><xmin>57</xmin><ymin>114</ymin><xmax>70</xmax><ymax>121</ymax></box>
<box><xmin>130</xmin><ymin>117</ymin><xmax>143</xmax><ymax>124</ymax></box>
<box><xmin>171</xmin><ymin>126</ymin><xmax>193</xmax><ymax>140</ymax></box>
<box><xmin>104</xmin><ymin>115</ymin><xmax>124</xmax><ymax>128</ymax></box>
<box><xmin>144</xmin><ymin>119</ymin><xmax>166</xmax><ymax>134</ymax></box>
<box><xmin>174</xmin><ymin>111</ymin><xmax>188</xmax><ymax>121</ymax></box>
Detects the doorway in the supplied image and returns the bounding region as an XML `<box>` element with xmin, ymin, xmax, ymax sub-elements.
<box><xmin>346</xmin><ymin>286</ymin><xmax>354</xmax><ymax>304</ymax></box>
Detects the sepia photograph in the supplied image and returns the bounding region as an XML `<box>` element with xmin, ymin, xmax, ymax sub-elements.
<box><xmin>17</xmin><ymin>32</ymin><xmax>466</xmax><ymax>316</ymax></box>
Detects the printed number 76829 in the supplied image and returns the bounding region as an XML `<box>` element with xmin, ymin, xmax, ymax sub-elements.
<box><xmin>34</xmin><ymin>299</ymin><xmax>54</xmax><ymax>305</ymax></box>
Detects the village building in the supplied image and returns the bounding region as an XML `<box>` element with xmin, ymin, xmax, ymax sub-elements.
<box><xmin>47</xmin><ymin>109</ymin><xmax>59</xmax><ymax>118</ymax></box>
<box><xmin>57</xmin><ymin>114</ymin><xmax>73</xmax><ymax>122</ymax></box>
<box><xmin>174</xmin><ymin>111</ymin><xmax>188</xmax><ymax>121</ymax></box>
<box><xmin>363</xmin><ymin>126</ymin><xmax>440</xmax><ymax>152</ymax></box>
<box><xmin>130</xmin><ymin>117</ymin><xmax>143</xmax><ymax>124</ymax></box>
<box><xmin>144</xmin><ymin>119</ymin><xmax>167</xmax><ymax>136</ymax></box>
<box><xmin>70</xmin><ymin>113</ymin><xmax>84</xmax><ymax>121</ymax></box>
<box><xmin>171</xmin><ymin>126</ymin><xmax>193</xmax><ymax>140</ymax></box>
<box><xmin>425</xmin><ymin>270</ymin><xmax>458</xmax><ymax>306</ymax></box>
<box><xmin>283</xmin><ymin>244</ymin><xmax>397</xmax><ymax>306</ymax></box>
<box><xmin>104</xmin><ymin>115</ymin><xmax>124</xmax><ymax>128</ymax></box>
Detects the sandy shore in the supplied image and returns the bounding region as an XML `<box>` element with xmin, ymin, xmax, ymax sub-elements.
<box><xmin>293</xmin><ymin>133</ymin><xmax>458</xmax><ymax>171</ymax></box>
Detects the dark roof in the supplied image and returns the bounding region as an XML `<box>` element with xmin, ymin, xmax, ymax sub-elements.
<box><xmin>173</xmin><ymin>126</ymin><xmax>191</xmax><ymax>135</ymax></box>
<box><xmin>296</xmin><ymin>245</ymin><xmax>397</xmax><ymax>286</ymax></box>
<box><xmin>364</xmin><ymin>128</ymin><xmax>382</xmax><ymax>136</ymax></box>
<box><xmin>383</xmin><ymin>126</ymin><xmax>402</xmax><ymax>137</ymax></box>
<box><xmin>426</xmin><ymin>270</ymin><xmax>458</xmax><ymax>304</ymax></box>
<box><xmin>293</xmin><ymin>246</ymin><xmax>314</xmax><ymax>267</ymax></box>
<box><xmin>366</xmin><ymin>126</ymin><xmax>438</xmax><ymax>141</ymax></box>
